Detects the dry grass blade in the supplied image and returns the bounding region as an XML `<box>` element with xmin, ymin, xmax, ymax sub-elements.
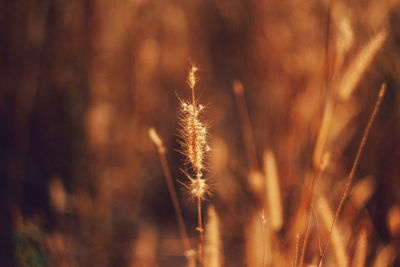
<box><xmin>295</xmin><ymin>157</ymin><xmax>328</xmax><ymax>260</ymax></box>
<box><xmin>319</xmin><ymin>84</ymin><xmax>386</xmax><ymax>266</ymax></box>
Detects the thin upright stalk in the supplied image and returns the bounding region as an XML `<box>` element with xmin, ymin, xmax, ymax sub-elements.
<box><xmin>294</xmin><ymin>166</ymin><xmax>324</xmax><ymax>265</ymax></box>
<box><xmin>318</xmin><ymin>84</ymin><xmax>386</xmax><ymax>266</ymax></box>
<box><xmin>182</xmin><ymin>65</ymin><xmax>207</xmax><ymax>267</ymax></box>
<box><xmin>149</xmin><ymin>128</ymin><xmax>195</xmax><ymax>267</ymax></box>
<box><xmin>233</xmin><ymin>80</ymin><xmax>260</xmax><ymax>171</ymax></box>
<box><xmin>294</xmin><ymin>233</ymin><xmax>300</xmax><ymax>267</ymax></box>
<box><xmin>261</xmin><ymin>213</ymin><xmax>267</xmax><ymax>267</ymax></box>
<box><xmin>192</xmin><ymin>94</ymin><xmax>204</xmax><ymax>267</ymax></box>
<box><xmin>299</xmin><ymin>213</ymin><xmax>312</xmax><ymax>267</ymax></box>
<box><xmin>197</xmin><ymin>196</ymin><xmax>204</xmax><ymax>267</ymax></box>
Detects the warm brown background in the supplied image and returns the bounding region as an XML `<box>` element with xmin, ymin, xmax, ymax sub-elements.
<box><xmin>1</xmin><ymin>0</ymin><xmax>399</xmax><ymax>266</ymax></box>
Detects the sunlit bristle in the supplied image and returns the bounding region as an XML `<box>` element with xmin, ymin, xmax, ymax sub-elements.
<box><xmin>179</xmin><ymin>100</ymin><xmax>209</xmax><ymax>175</ymax></box>
<box><xmin>179</xmin><ymin>66</ymin><xmax>209</xmax><ymax>190</ymax></box>
<box><xmin>180</xmin><ymin>168</ymin><xmax>210</xmax><ymax>200</ymax></box>
<box><xmin>191</xmin><ymin>177</ymin><xmax>208</xmax><ymax>199</ymax></box>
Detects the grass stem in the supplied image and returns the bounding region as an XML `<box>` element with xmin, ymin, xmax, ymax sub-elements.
<box><xmin>149</xmin><ymin>128</ymin><xmax>196</xmax><ymax>267</ymax></box>
<box><xmin>318</xmin><ymin>84</ymin><xmax>386</xmax><ymax>266</ymax></box>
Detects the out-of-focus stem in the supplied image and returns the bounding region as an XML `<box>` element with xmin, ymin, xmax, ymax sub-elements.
<box><xmin>294</xmin><ymin>233</ymin><xmax>300</xmax><ymax>267</ymax></box>
<box><xmin>299</xmin><ymin>214</ymin><xmax>312</xmax><ymax>267</ymax></box>
<box><xmin>149</xmin><ymin>128</ymin><xmax>195</xmax><ymax>267</ymax></box>
<box><xmin>318</xmin><ymin>84</ymin><xmax>386</xmax><ymax>266</ymax></box>
<box><xmin>233</xmin><ymin>80</ymin><xmax>260</xmax><ymax>171</ymax></box>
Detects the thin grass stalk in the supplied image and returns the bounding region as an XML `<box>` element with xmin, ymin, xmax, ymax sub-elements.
<box><xmin>233</xmin><ymin>80</ymin><xmax>260</xmax><ymax>171</ymax></box>
<box><xmin>324</xmin><ymin>0</ymin><xmax>336</xmax><ymax>82</ymax></box>
<box><xmin>261</xmin><ymin>212</ymin><xmax>267</xmax><ymax>267</ymax></box>
<box><xmin>299</xmin><ymin>213</ymin><xmax>312</xmax><ymax>267</ymax></box>
<box><xmin>294</xmin><ymin>157</ymin><xmax>327</xmax><ymax>260</ymax></box>
<box><xmin>297</xmin><ymin>147</ymin><xmax>329</xmax><ymax>226</ymax></box>
<box><xmin>148</xmin><ymin>128</ymin><xmax>196</xmax><ymax>267</ymax></box>
<box><xmin>178</xmin><ymin>65</ymin><xmax>209</xmax><ymax>267</ymax></box>
<box><xmin>293</xmin><ymin>233</ymin><xmax>300</xmax><ymax>267</ymax></box>
<box><xmin>314</xmin><ymin>0</ymin><xmax>336</xmax><ymax>170</ymax></box>
<box><xmin>313</xmin><ymin>96</ymin><xmax>336</xmax><ymax>170</ymax></box>
<box><xmin>318</xmin><ymin>83</ymin><xmax>386</xmax><ymax>267</ymax></box>
<box><xmin>197</xmin><ymin>196</ymin><xmax>204</xmax><ymax>267</ymax></box>
<box><xmin>317</xmin><ymin>197</ymin><xmax>348</xmax><ymax>267</ymax></box>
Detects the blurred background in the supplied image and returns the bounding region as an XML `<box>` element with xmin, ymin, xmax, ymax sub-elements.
<box><xmin>1</xmin><ymin>0</ymin><xmax>400</xmax><ymax>266</ymax></box>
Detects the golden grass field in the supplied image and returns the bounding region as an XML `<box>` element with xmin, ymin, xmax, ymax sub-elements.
<box><xmin>1</xmin><ymin>0</ymin><xmax>400</xmax><ymax>266</ymax></box>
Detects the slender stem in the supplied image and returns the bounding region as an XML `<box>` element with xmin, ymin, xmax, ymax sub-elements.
<box><xmin>158</xmin><ymin>149</ymin><xmax>193</xmax><ymax>253</ymax></box>
<box><xmin>262</xmin><ymin>214</ymin><xmax>267</xmax><ymax>267</ymax></box>
<box><xmin>294</xmin><ymin>233</ymin><xmax>300</xmax><ymax>267</ymax></box>
<box><xmin>150</xmin><ymin>129</ymin><xmax>195</xmax><ymax>267</ymax></box>
<box><xmin>187</xmin><ymin>65</ymin><xmax>205</xmax><ymax>267</ymax></box>
<box><xmin>318</xmin><ymin>84</ymin><xmax>386</xmax><ymax>266</ymax></box>
<box><xmin>192</xmin><ymin>82</ymin><xmax>204</xmax><ymax>267</ymax></box>
<box><xmin>299</xmin><ymin>213</ymin><xmax>312</xmax><ymax>267</ymax></box>
<box><xmin>233</xmin><ymin>81</ymin><xmax>260</xmax><ymax>171</ymax></box>
<box><xmin>323</xmin><ymin>0</ymin><xmax>336</xmax><ymax>88</ymax></box>
<box><xmin>293</xmin><ymin>167</ymin><xmax>323</xmax><ymax>264</ymax></box>
<box><xmin>197</xmin><ymin>195</ymin><xmax>204</xmax><ymax>267</ymax></box>
<box><xmin>192</xmin><ymin>87</ymin><xmax>196</xmax><ymax>106</ymax></box>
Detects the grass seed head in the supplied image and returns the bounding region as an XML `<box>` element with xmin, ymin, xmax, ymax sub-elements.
<box><xmin>178</xmin><ymin>64</ymin><xmax>210</xmax><ymax>200</ymax></box>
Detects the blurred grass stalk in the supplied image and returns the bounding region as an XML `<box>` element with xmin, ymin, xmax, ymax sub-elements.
<box><xmin>148</xmin><ymin>128</ymin><xmax>196</xmax><ymax>267</ymax></box>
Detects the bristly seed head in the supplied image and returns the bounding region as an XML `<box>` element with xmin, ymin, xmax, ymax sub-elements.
<box><xmin>178</xmin><ymin>64</ymin><xmax>210</xmax><ymax>199</ymax></box>
<box><xmin>179</xmin><ymin>99</ymin><xmax>208</xmax><ymax>175</ymax></box>
<box><xmin>191</xmin><ymin>178</ymin><xmax>207</xmax><ymax>198</ymax></box>
<box><xmin>180</xmin><ymin>169</ymin><xmax>210</xmax><ymax>200</ymax></box>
